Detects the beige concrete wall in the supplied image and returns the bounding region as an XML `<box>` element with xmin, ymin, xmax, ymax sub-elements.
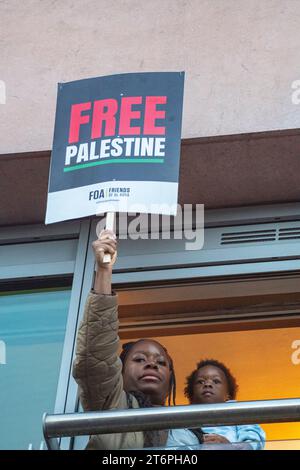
<box><xmin>1</xmin><ymin>0</ymin><xmax>300</xmax><ymax>154</ymax></box>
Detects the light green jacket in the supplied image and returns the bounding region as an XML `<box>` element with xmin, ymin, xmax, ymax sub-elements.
<box><xmin>72</xmin><ymin>291</ymin><xmax>144</xmax><ymax>449</ymax></box>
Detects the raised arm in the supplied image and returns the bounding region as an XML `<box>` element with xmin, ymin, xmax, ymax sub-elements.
<box><xmin>72</xmin><ymin>230</ymin><xmax>124</xmax><ymax>411</ymax></box>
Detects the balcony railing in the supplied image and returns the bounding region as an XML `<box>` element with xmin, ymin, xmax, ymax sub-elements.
<box><xmin>43</xmin><ymin>398</ymin><xmax>300</xmax><ymax>450</ymax></box>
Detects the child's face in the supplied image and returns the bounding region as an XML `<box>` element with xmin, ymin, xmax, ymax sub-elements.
<box><xmin>191</xmin><ymin>365</ymin><xmax>229</xmax><ymax>404</ymax></box>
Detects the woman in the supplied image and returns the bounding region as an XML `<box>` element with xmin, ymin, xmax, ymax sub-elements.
<box><xmin>72</xmin><ymin>230</ymin><xmax>203</xmax><ymax>449</ymax></box>
<box><xmin>183</xmin><ymin>359</ymin><xmax>266</xmax><ymax>450</ymax></box>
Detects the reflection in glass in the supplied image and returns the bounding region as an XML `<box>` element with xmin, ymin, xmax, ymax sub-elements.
<box><xmin>0</xmin><ymin>289</ymin><xmax>71</xmax><ymax>449</ymax></box>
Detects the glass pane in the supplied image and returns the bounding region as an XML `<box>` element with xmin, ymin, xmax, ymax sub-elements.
<box><xmin>0</xmin><ymin>288</ymin><xmax>71</xmax><ymax>449</ymax></box>
<box><xmin>144</xmin><ymin>327</ymin><xmax>300</xmax><ymax>444</ymax></box>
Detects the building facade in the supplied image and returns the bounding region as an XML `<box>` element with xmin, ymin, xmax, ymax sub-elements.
<box><xmin>1</xmin><ymin>0</ymin><xmax>300</xmax><ymax>449</ymax></box>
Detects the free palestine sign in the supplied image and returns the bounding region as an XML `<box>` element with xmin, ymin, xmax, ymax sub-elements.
<box><xmin>45</xmin><ymin>72</ymin><xmax>184</xmax><ymax>224</ymax></box>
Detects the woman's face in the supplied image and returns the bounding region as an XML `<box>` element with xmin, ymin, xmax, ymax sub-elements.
<box><xmin>122</xmin><ymin>340</ymin><xmax>171</xmax><ymax>406</ymax></box>
<box><xmin>191</xmin><ymin>365</ymin><xmax>229</xmax><ymax>404</ymax></box>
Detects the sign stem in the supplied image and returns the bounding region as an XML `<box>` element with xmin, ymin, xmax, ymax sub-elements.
<box><xmin>103</xmin><ymin>212</ymin><xmax>116</xmax><ymax>263</ymax></box>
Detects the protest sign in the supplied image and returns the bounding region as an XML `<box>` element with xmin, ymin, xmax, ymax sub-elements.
<box><xmin>45</xmin><ymin>72</ymin><xmax>184</xmax><ymax>224</ymax></box>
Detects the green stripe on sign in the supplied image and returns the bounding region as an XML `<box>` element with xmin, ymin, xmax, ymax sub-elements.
<box><xmin>64</xmin><ymin>158</ymin><xmax>165</xmax><ymax>172</ymax></box>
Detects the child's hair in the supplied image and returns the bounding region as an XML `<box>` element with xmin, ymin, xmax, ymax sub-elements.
<box><xmin>120</xmin><ymin>339</ymin><xmax>176</xmax><ymax>406</ymax></box>
<box><xmin>184</xmin><ymin>358</ymin><xmax>238</xmax><ymax>402</ymax></box>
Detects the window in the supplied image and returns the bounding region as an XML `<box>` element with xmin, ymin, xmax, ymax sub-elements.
<box><xmin>0</xmin><ymin>286</ymin><xmax>71</xmax><ymax>449</ymax></box>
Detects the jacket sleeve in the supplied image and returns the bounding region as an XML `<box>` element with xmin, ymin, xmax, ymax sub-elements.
<box><xmin>236</xmin><ymin>424</ymin><xmax>266</xmax><ymax>450</ymax></box>
<box><xmin>72</xmin><ymin>291</ymin><xmax>124</xmax><ymax>411</ymax></box>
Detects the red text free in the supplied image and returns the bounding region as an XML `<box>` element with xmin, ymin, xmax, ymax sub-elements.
<box><xmin>68</xmin><ymin>96</ymin><xmax>167</xmax><ymax>144</ymax></box>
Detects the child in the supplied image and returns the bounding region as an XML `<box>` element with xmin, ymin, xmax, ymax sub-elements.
<box><xmin>182</xmin><ymin>359</ymin><xmax>266</xmax><ymax>450</ymax></box>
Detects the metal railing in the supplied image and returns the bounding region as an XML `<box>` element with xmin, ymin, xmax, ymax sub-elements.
<box><xmin>43</xmin><ymin>398</ymin><xmax>300</xmax><ymax>450</ymax></box>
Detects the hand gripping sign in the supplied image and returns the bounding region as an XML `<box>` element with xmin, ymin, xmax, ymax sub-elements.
<box><xmin>45</xmin><ymin>72</ymin><xmax>185</xmax><ymax>231</ymax></box>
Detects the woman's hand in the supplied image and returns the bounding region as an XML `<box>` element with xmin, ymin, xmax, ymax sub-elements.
<box><xmin>92</xmin><ymin>230</ymin><xmax>117</xmax><ymax>270</ymax></box>
<box><xmin>92</xmin><ymin>230</ymin><xmax>117</xmax><ymax>294</ymax></box>
<box><xmin>203</xmin><ymin>433</ymin><xmax>231</xmax><ymax>444</ymax></box>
